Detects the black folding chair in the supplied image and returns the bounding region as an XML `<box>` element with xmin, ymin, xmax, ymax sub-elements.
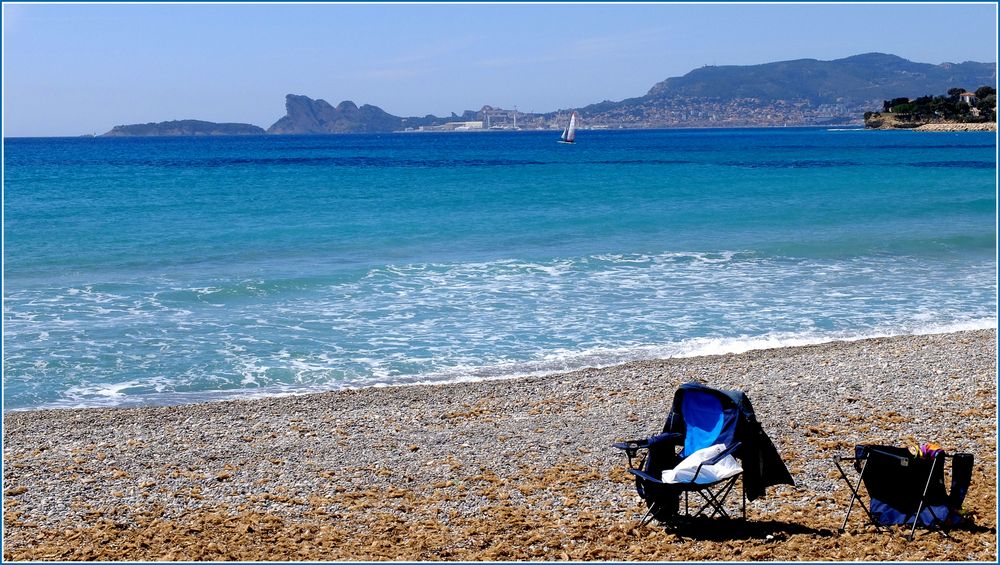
<box><xmin>833</xmin><ymin>444</ymin><xmax>973</xmax><ymax>540</ymax></box>
<box><xmin>613</xmin><ymin>382</ymin><xmax>794</xmax><ymax>527</ymax></box>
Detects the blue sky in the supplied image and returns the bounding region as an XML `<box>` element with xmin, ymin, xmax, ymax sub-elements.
<box><xmin>3</xmin><ymin>2</ymin><xmax>997</xmax><ymax>137</ymax></box>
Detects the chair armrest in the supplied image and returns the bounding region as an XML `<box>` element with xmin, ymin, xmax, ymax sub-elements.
<box><xmin>627</xmin><ymin>467</ymin><xmax>665</xmax><ymax>485</ymax></box>
<box><xmin>612</xmin><ymin>432</ymin><xmax>682</xmax><ymax>453</ymax></box>
<box><xmin>702</xmin><ymin>441</ymin><xmax>742</xmax><ymax>466</ymax></box>
<box><xmin>614</xmin><ymin>433</ymin><xmax>683</xmax><ymax>469</ymax></box>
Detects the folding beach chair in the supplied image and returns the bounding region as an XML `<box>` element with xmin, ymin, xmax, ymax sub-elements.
<box><xmin>833</xmin><ymin>444</ymin><xmax>973</xmax><ymax>540</ymax></box>
<box><xmin>613</xmin><ymin>382</ymin><xmax>794</xmax><ymax>527</ymax></box>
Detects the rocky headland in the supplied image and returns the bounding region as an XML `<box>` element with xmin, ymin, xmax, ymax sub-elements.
<box><xmin>864</xmin><ymin>113</ymin><xmax>997</xmax><ymax>132</ymax></box>
<box><xmin>267</xmin><ymin>95</ymin><xmax>403</xmax><ymax>134</ymax></box>
<box><xmin>863</xmin><ymin>84</ymin><xmax>997</xmax><ymax>132</ymax></box>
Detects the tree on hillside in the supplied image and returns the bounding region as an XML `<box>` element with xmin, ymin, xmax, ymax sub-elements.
<box><xmin>871</xmin><ymin>85</ymin><xmax>995</xmax><ymax>124</ymax></box>
<box><xmin>883</xmin><ymin>97</ymin><xmax>910</xmax><ymax>112</ymax></box>
<box><xmin>976</xmin><ymin>94</ymin><xmax>997</xmax><ymax>122</ymax></box>
<box><xmin>974</xmin><ymin>86</ymin><xmax>996</xmax><ymax>99</ymax></box>
<box><xmin>890</xmin><ymin>102</ymin><xmax>915</xmax><ymax>115</ymax></box>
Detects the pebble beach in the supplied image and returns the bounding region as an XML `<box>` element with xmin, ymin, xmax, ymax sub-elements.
<box><xmin>3</xmin><ymin>329</ymin><xmax>997</xmax><ymax>561</ymax></box>
<box><xmin>913</xmin><ymin>122</ymin><xmax>998</xmax><ymax>132</ymax></box>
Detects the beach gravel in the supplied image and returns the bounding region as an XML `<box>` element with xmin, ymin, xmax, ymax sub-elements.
<box><xmin>2</xmin><ymin>329</ymin><xmax>996</xmax><ymax>561</ymax></box>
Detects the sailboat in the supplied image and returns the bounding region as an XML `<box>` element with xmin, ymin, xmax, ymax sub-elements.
<box><xmin>558</xmin><ymin>112</ymin><xmax>578</xmax><ymax>144</ymax></box>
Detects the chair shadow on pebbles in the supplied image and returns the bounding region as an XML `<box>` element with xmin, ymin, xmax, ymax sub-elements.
<box><xmin>647</xmin><ymin>515</ymin><xmax>837</xmax><ymax>541</ymax></box>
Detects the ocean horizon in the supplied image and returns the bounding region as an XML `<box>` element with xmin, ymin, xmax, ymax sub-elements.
<box><xmin>3</xmin><ymin>128</ymin><xmax>996</xmax><ymax>411</ymax></box>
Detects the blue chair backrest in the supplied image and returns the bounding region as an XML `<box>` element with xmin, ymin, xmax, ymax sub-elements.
<box><xmin>680</xmin><ymin>390</ymin><xmax>726</xmax><ymax>457</ymax></box>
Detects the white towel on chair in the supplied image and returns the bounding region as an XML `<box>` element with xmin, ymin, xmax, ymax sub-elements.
<box><xmin>662</xmin><ymin>443</ymin><xmax>743</xmax><ymax>484</ymax></box>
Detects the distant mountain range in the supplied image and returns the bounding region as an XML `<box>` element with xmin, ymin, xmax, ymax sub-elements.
<box><xmin>645</xmin><ymin>52</ymin><xmax>994</xmax><ymax>102</ymax></box>
<box><xmin>101</xmin><ymin>53</ymin><xmax>997</xmax><ymax>135</ymax></box>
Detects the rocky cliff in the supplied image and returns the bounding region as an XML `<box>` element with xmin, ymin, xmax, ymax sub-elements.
<box><xmin>862</xmin><ymin>112</ymin><xmax>925</xmax><ymax>129</ymax></box>
<box><xmin>267</xmin><ymin>95</ymin><xmax>404</xmax><ymax>134</ymax></box>
<box><xmin>103</xmin><ymin>120</ymin><xmax>265</xmax><ymax>137</ymax></box>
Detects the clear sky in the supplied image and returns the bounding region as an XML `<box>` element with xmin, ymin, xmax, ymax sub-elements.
<box><xmin>3</xmin><ymin>2</ymin><xmax>997</xmax><ymax>137</ymax></box>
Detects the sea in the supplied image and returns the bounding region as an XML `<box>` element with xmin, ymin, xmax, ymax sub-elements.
<box><xmin>3</xmin><ymin>128</ymin><xmax>997</xmax><ymax>411</ymax></box>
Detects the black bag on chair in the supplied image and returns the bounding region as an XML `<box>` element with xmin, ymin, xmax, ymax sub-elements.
<box><xmin>834</xmin><ymin>444</ymin><xmax>973</xmax><ymax>539</ymax></box>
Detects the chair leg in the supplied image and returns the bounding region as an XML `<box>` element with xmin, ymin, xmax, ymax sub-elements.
<box><xmin>834</xmin><ymin>457</ymin><xmax>880</xmax><ymax>533</ymax></box>
<box><xmin>841</xmin><ymin>460</ymin><xmax>864</xmax><ymax>530</ymax></box>
<box><xmin>742</xmin><ymin>479</ymin><xmax>746</xmax><ymax>520</ymax></box>
<box><xmin>909</xmin><ymin>456</ymin><xmax>941</xmax><ymax>541</ymax></box>
<box><xmin>691</xmin><ymin>476</ymin><xmax>738</xmax><ymax>519</ymax></box>
<box><xmin>639</xmin><ymin>502</ymin><xmax>658</xmax><ymax>527</ymax></box>
<box><xmin>693</xmin><ymin>489</ymin><xmax>729</xmax><ymax>518</ymax></box>
<box><xmin>713</xmin><ymin>477</ymin><xmax>738</xmax><ymax>518</ymax></box>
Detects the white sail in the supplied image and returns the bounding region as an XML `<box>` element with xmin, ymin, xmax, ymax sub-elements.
<box><xmin>559</xmin><ymin>112</ymin><xmax>578</xmax><ymax>143</ymax></box>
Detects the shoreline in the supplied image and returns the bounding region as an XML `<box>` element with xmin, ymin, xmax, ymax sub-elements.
<box><xmin>10</xmin><ymin>124</ymin><xmax>869</xmax><ymax>140</ymax></box>
<box><xmin>10</xmin><ymin>322</ymin><xmax>996</xmax><ymax>413</ymax></box>
<box><xmin>3</xmin><ymin>329</ymin><xmax>997</xmax><ymax>560</ymax></box>
<box><xmin>913</xmin><ymin>122</ymin><xmax>998</xmax><ymax>132</ymax></box>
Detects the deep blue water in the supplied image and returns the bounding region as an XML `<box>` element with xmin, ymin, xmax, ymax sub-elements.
<box><xmin>3</xmin><ymin>128</ymin><xmax>996</xmax><ymax>410</ymax></box>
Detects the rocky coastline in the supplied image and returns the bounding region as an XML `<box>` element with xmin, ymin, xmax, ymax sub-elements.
<box><xmin>864</xmin><ymin>112</ymin><xmax>997</xmax><ymax>132</ymax></box>
<box><xmin>3</xmin><ymin>329</ymin><xmax>997</xmax><ymax>561</ymax></box>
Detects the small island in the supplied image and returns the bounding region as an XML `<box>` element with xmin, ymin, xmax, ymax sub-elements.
<box><xmin>103</xmin><ymin>120</ymin><xmax>266</xmax><ymax>137</ymax></box>
<box><xmin>864</xmin><ymin>86</ymin><xmax>997</xmax><ymax>131</ymax></box>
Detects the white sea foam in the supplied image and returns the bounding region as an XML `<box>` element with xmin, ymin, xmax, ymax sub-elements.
<box><xmin>364</xmin><ymin>318</ymin><xmax>1000</xmax><ymax>390</ymax></box>
<box><xmin>62</xmin><ymin>378</ymin><xmax>160</xmax><ymax>404</ymax></box>
<box><xmin>5</xmin><ymin>248</ymin><xmax>996</xmax><ymax>411</ymax></box>
<box><xmin>16</xmin><ymin>317</ymin><xmax>993</xmax><ymax>413</ymax></box>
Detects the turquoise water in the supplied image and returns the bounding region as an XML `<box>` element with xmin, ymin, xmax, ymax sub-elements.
<box><xmin>3</xmin><ymin>128</ymin><xmax>996</xmax><ymax>410</ymax></box>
